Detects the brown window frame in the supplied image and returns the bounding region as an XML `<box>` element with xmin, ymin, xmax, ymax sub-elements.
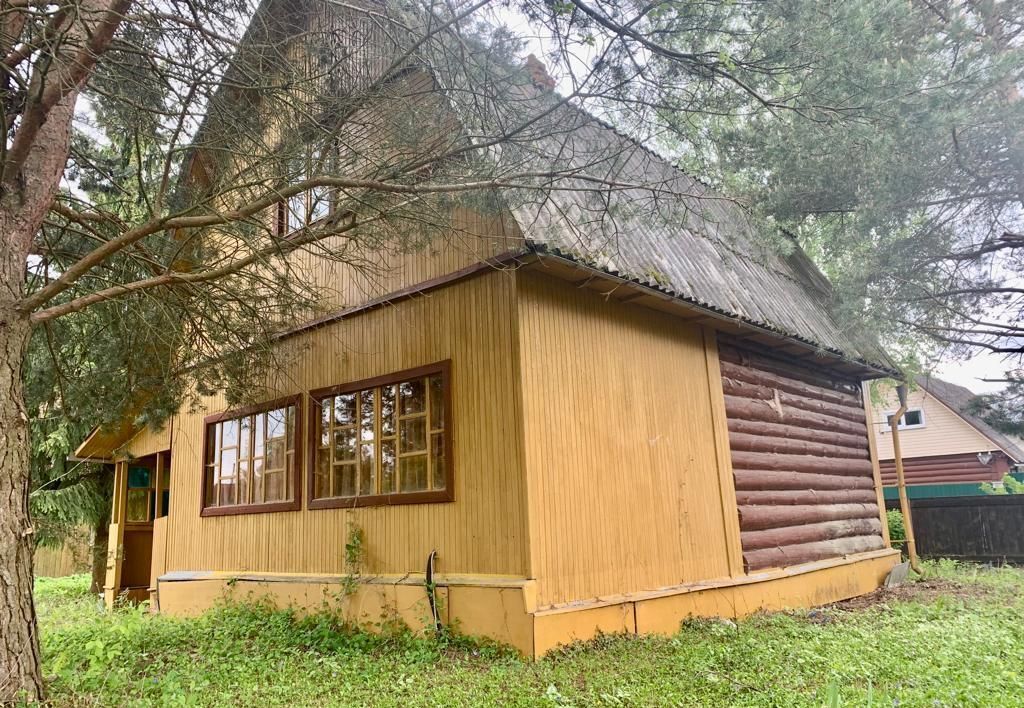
<box><xmin>307</xmin><ymin>361</ymin><xmax>454</xmax><ymax>510</ymax></box>
<box><xmin>200</xmin><ymin>394</ymin><xmax>304</xmax><ymax>517</ymax></box>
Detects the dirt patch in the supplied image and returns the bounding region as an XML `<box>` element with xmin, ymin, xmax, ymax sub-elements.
<box><xmin>830</xmin><ymin>578</ymin><xmax>994</xmax><ymax>611</ymax></box>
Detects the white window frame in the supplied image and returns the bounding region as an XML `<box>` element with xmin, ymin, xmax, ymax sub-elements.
<box><xmin>882</xmin><ymin>408</ymin><xmax>926</xmax><ymax>431</ymax></box>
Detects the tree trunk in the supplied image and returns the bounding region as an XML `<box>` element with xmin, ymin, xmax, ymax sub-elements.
<box><xmin>90</xmin><ymin>519</ymin><xmax>109</xmax><ymax>596</ymax></box>
<box><xmin>0</xmin><ymin>255</ymin><xmax>42</xmax><ymax>703</ymax></box>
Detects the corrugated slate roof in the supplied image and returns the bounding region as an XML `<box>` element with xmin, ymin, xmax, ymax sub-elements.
<box><xmin>917</xmin><ymin>375</ymin><xmax>1024</xmax><ymax>462</ymax></box>
<box><xmin>494</xmin><ymin>101</ymin><xmax>896</xmax><ymax>372</ymax></box>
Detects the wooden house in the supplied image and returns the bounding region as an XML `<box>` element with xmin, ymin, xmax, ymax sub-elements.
<box><xmin>74</xmin><ymin>1</ymin><xmax>902</xmax><ymax>657</ymax></box>
<box><xmin>872</xmin><ymin>376</ymin><xmax>1024</xmax><ymax>499</ymax></box>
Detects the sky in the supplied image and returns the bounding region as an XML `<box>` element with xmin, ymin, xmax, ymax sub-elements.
<box><xmin>934</xmin><ymin>350</ymin><xmax>1015</xmax><ymax>394</ymax></box>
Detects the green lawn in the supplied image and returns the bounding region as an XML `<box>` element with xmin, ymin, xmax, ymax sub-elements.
<box><xmin>37</xmin><ymin>561</ymin><xmax>1024</xmax><ymax>706</ymax></box>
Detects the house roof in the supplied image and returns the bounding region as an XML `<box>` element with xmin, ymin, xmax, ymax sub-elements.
<box><xmin>499</xmin><ymin>101</ymin><xmax>896</xmax><ymax>374</ymax></box>
<box><xmin>179</xmin><ymin>0</ymin><xmax>899</xmax><ymax>378</ymax></box>
<box><xmin>916</xmin><ymin>374</ymin><xmax>1024</xmax><ymax>462</ymax></box>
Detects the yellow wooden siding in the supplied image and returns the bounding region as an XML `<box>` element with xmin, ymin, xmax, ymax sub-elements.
<box><xmin>163</xmin><ymin>271</ymin><xmax>529</xmax><ymax>578</ymax></box>
<box><xmin>286</xmin><ymin>210</ymin><xmax>522</xmax><ymax>314</ymax></box>
<box><xmin>515</xmin><ymin>272</ymin><xmax>734</xmax><ymax>608</ymax></box>
<box><xmin>872</xmin><ymin>385</ymin><xmax>994</xmax><ymax>460</ymax></box>
<box><xmin>119</xmin><ymin>422</ymin><xmax>172</xmax><ymax>459</ymax></box>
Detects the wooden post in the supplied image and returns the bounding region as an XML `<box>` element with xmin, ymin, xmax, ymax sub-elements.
<box><xmin>861</xmin><ymin>382</ymin><xmax>891</xmax><ymax>546</ymax></box>
<box><xmin>103</xmin><ymin>461</ymin><xmax>128</xmax><ymax>609</ymax></box>
<box><xmin>703</xmin><ymin>327</ymin><xmax>745</xmax><ymax>577</ymax></box>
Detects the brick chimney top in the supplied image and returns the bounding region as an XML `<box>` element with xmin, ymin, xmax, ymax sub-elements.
<box><xmin>525</xmin><ymin>54</ymin><xmax>556</xmax><ymax>92</ymax></box>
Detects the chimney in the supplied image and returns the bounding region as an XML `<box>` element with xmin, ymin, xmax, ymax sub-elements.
<box><xmin>525</xmin><ymin>54</ymin><xmax>556</xmax><ymax>92</ymax></box>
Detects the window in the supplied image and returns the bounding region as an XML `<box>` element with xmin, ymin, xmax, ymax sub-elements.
<box><xmin>883</xmin><ymin>408</ymin><xmax>926</xmax><ymax>431</ymax></box>
<box><xmin>278</xmin><ymin>145</ymin><xmax>334</xmax><ymax>236</ymax></box>
<box><xmin>309</xmin><ymin>362</ymin><xmax>452</xmax><ymax>509</ymax></box>
<box><xmin>201</xmin><ymin>396</ymin><xmax>302</xmax><ymax>516</ymax></box>
<box><xmin>125</xmin><ymin>466</ymin><xmax>155</xmax><ymax>523</ymax></box>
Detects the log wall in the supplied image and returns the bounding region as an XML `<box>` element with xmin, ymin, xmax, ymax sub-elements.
<box><xmin>719</xmin><ymin>342</ymin><xmax>885</xmax><ymax>571</ymax></box>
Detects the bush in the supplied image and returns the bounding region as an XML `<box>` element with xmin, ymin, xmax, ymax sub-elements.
<box><xmin>886</xmin><ymin>509</ymin><xmax>906</xmax><ymax>544</ymax></box>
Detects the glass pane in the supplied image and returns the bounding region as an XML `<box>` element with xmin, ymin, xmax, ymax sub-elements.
<box><xmin>265</xmin><ymin>471</ymin><xmax>285</xmax><ymax>502</ymax></box>
<box><xmin>333</xmin><ymin>464</ymin><xmax>357</xmax><ymax>498</ymax></box>
<box><xmin>160</xmin><ymin>465</ymin><xmax>171</xmax><ymax>489</ymax></box>
<box><xmin>314</xmin><ymin>450</ymin><xmax>330</xmax><ymax>499</ymax></box>
<box><xmin>127</xmin><ymin>467</ymin><xmax>151</xmax><ymax>489</ymax></box>
<box><xmin>220</xmin><ymin>448</ymin><xmax>237</xmax><ymax>482</ymax></box>
<box><xmin>252</xmin><ymin>456</ymin><xmax>265</xmax><ymax>504</ymax></box>
<box><xmin>222</xmin><ymin>419</ymin><xmax>239</xmax><ymax>448</ymax></box>
<box><xmin>360</xmin><ymin>390</ymin><xmax>375</xmax><ymax>441</ymax></box>
<box><xmin>266</xmin><ymin>438</ymin><xmax>285</xmax><ymax>471</ymax></box>
<box><xmin>204</xmin><ymin>465</ymin><xmax>216</xmax><ymax>506</ymax></box>
<box><xmin>381</xmin><ymin>385</ymin><xmax>396</xmax><ymax>436</ymax></box>
<box><xmin>310</xmin><ymin>186</ymin><xmax>330</xmax><ymax>222</ymax></box>
<box><xmin>287</xmin><ymin>193</ymin><xmax>306</xmax><ymax>231</ymax></box>
<box><xmin>400</xmin><ymin>379</ymin><xmax>426</xmax><ymax>415</ymax></box>
<box><xmin>237</xmin><ymin>458</ymin><xmax>249</xmax><ymax>506</ymax></box>
<box><xmin>429</xmin><ymin>374</ymin><xmax>444</xmax><ymax>429</ymax></box>
<box><xmin>239</xmin><ymin>417</ymin><xmax>251</xmax><ymax>459</ymax></box>
<box><xmin>267</xmin><ymin>408</ymin><xmax>287</xmax><ymax>441</ymax></box>
<box><xmin>126</xmin><ymin>489</ymin><xmax>149</xmax><ymax>523</ymax></box>
<box><xmin>431</xmin><ymin>433</ymin><xmax>446</xmax><ymax>490</ymax></box>
<box><xmin>334</xmin><ymin>393</ymin><xmax>356</xmax><ymax>427</ymax></box>
<box><xmin>904</xmin><ymin>410</ymin><xmax>922</xmax><ymax>426</ymax></box>
<box><xmin>400</xmin><ymin>418</ymin><xmax>427</xmax><ymax>453</ymax></box>
<box><xmin>359</xmin><ymin>442</ymin><xmax>375</xmax><ymax>495</ymax></box>
<box><xmin>334</xmin><ymin>427</ymin><xmax>356</xmax><ymax>462</ymax></box>
<box><xmin>160</xmin><ymin>490</ymin><xmax>170</xmax><ymax>517</ymax></box>
<box><xmin>286</xmin><ymin>406</ymin><xmax>295</xmax><ymax>451</ymax></box>
<box><xmin>400</xmin><ymin>455</ymin><xmax>428</xmax><ymax>493</ymax></box>
<box><xmin>381</xmin><ymin>440</ymin><xmax>396</xmax><ymax>494</ymax></box>
<box><xmin>253</xmin><ymin>414</ymin><xmax>265</xmax><ymax>457</ymax></box>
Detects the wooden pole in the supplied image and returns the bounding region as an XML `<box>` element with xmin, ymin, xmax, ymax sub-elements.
<box><xmin>889</xmin><ymin>384</ymin><xmax>922</xmax><ymax>574</ymax></box>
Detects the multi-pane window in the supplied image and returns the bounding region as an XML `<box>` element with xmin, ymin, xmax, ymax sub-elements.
<box><xmin>125</xmin><ymin>466</ymin><xmax>155</xmax><ymax>523</ymax></box>
<box><xmin>311</xmin><ymin>363</ymin><xmax>451</xmax><ymax>508</ymax></box>
<box><xmin>278</xmin><ymin>146</ymin><xmax>333</xmax><ymax>236</ymax></box>
<box><xmin>883</xmin><ymin>408</ymin><xmax>926</xmax><ymax>431</ymax></box>
<box><xmin>202</xmin><ymin>398</ymin><xmax>301</xmax><ymax>515</ymax></box>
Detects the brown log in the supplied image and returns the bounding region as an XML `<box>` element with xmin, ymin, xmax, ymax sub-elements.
<box><xmin>744</xmin><ymin>535</ymin><xmax>886</xmax><ymax>571</ymax></box>
<box><xmin>738</xmin><ymin>503</ymin><xmax>879</xmax><ymax>531</ymax></box>
<box><xmin>728</xmin><ymin>431</ymin><xmax>868</xmax><ymax>460</ymax></box>
<box><xmin>719</xmin><ymin>358</ymin><xmax>860</xmax><ymax>404</ymax></box>
<box><xmin>721</xmin><ymin>376</ymin><xmax>865</xmax><ymax>424</ymax></box>
<box><xmin>724</xmin><ymin>395</ymin><xmax>868</xmax><ymax>437</ymax></box>
<box><xmin>731</xmin><ymin>450</ymin><xmax>874</xmax><ymax>477</ymax></box>
<box><xmin>734</xmin><ymin>489</ymin><xmax>879</xmax><ymax>506</ymax></box>
<box><xmin>727</xmin><ymin>418</ymin><xmax>869</xmax><ymax>451</ymax></box>
<box><xmin>732</xmin><ymin>469</ymin><xmax>876</xmax><ymax>491</ymax></box>
<box><xmin>741</xmin><ymin>518</ymin><xmax>883</xmax><ymax>550</ymax></box>
<box><xmin>719</xmin><ymin>348</ymin><xmax>861</xmax><ymax>399</ymax></box>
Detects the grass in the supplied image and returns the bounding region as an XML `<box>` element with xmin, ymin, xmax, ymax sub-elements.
<box><xmin>36</xmin><ymin>560</ymin><xmax>1024</xmax><ymax>706</ymax></box>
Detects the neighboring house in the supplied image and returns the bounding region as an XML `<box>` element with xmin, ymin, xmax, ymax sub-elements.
<box><xmin>872</xmin><ymin>375</ymin><xmax>1024</xmax><ymax>500</ymax></box>
<box><xmin>74</xmin><ymin>1</ymin><xmax>902</xmax><ymax>656</ymax></box>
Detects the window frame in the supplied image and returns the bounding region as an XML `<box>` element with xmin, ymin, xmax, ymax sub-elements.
<box><xmin>307</xmin><ymin>361</ymin><xmax>454</xmax><ymax>510</ymax></box>
<box><xmin>200</xmin><ymin>394</ymin><xmax>304</xmax><ymax>517</ymax></box>
<box><xmin>883</xmin><ymin>408</ymin><xmax>926</xmax><ymax>431</ymax></box>
<box><xmin>276</xmin><ymin>142</ymin><xmax>337</xmax><ymax>239</ymax></box>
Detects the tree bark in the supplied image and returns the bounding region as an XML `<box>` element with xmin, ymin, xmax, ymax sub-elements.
<box><xmin>0</xmin><ymin>252</ymin><xmax>42</xmax><ymax>703</ymax></box>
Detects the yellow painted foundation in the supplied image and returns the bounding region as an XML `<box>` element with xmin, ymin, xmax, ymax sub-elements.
<box><xmin>157</xmin><ymin>549</ymin><xmax>899</xmax><ymax>658</ymax></box>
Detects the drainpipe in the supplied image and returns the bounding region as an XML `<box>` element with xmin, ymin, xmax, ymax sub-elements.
<box><xmin>889</xmin><ymin>383</ymin><xmax>923</xmax><ymax>575</ymax></box>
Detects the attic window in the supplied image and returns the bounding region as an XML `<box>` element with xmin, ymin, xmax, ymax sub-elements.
<box><xmin>201</xmin><ymin>396</ymin><xmax>302</xmax><ymax>516</ymax></box>
<box><xmin>277</xmin><ymin>145</ymin><xmax>334</xmax><ymax>237</ymax></box>
<box><xmin>884</xmin><ymin>408</ymin><xmax>925</xmax><ymax>431</ymax></box>
<box><xmin>309</xmin><ymin>362</ymin><xmax>452</xmax><ymax>509</ymax></box>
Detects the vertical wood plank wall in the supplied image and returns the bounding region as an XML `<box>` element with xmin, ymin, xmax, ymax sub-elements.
<box><xmin>719</xmin><ymin>341</ymin><xmax>885</xmax><ymax>571</ymax></box>
<box><xmin>516</xmin><ymin>272</ymin><xmax>734</xmax><ymax>609</ymax></box>
<box><xmin>163</xmin><ymin>272</ymin><xmax>529</xmax><ymax>578</ymax></box>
